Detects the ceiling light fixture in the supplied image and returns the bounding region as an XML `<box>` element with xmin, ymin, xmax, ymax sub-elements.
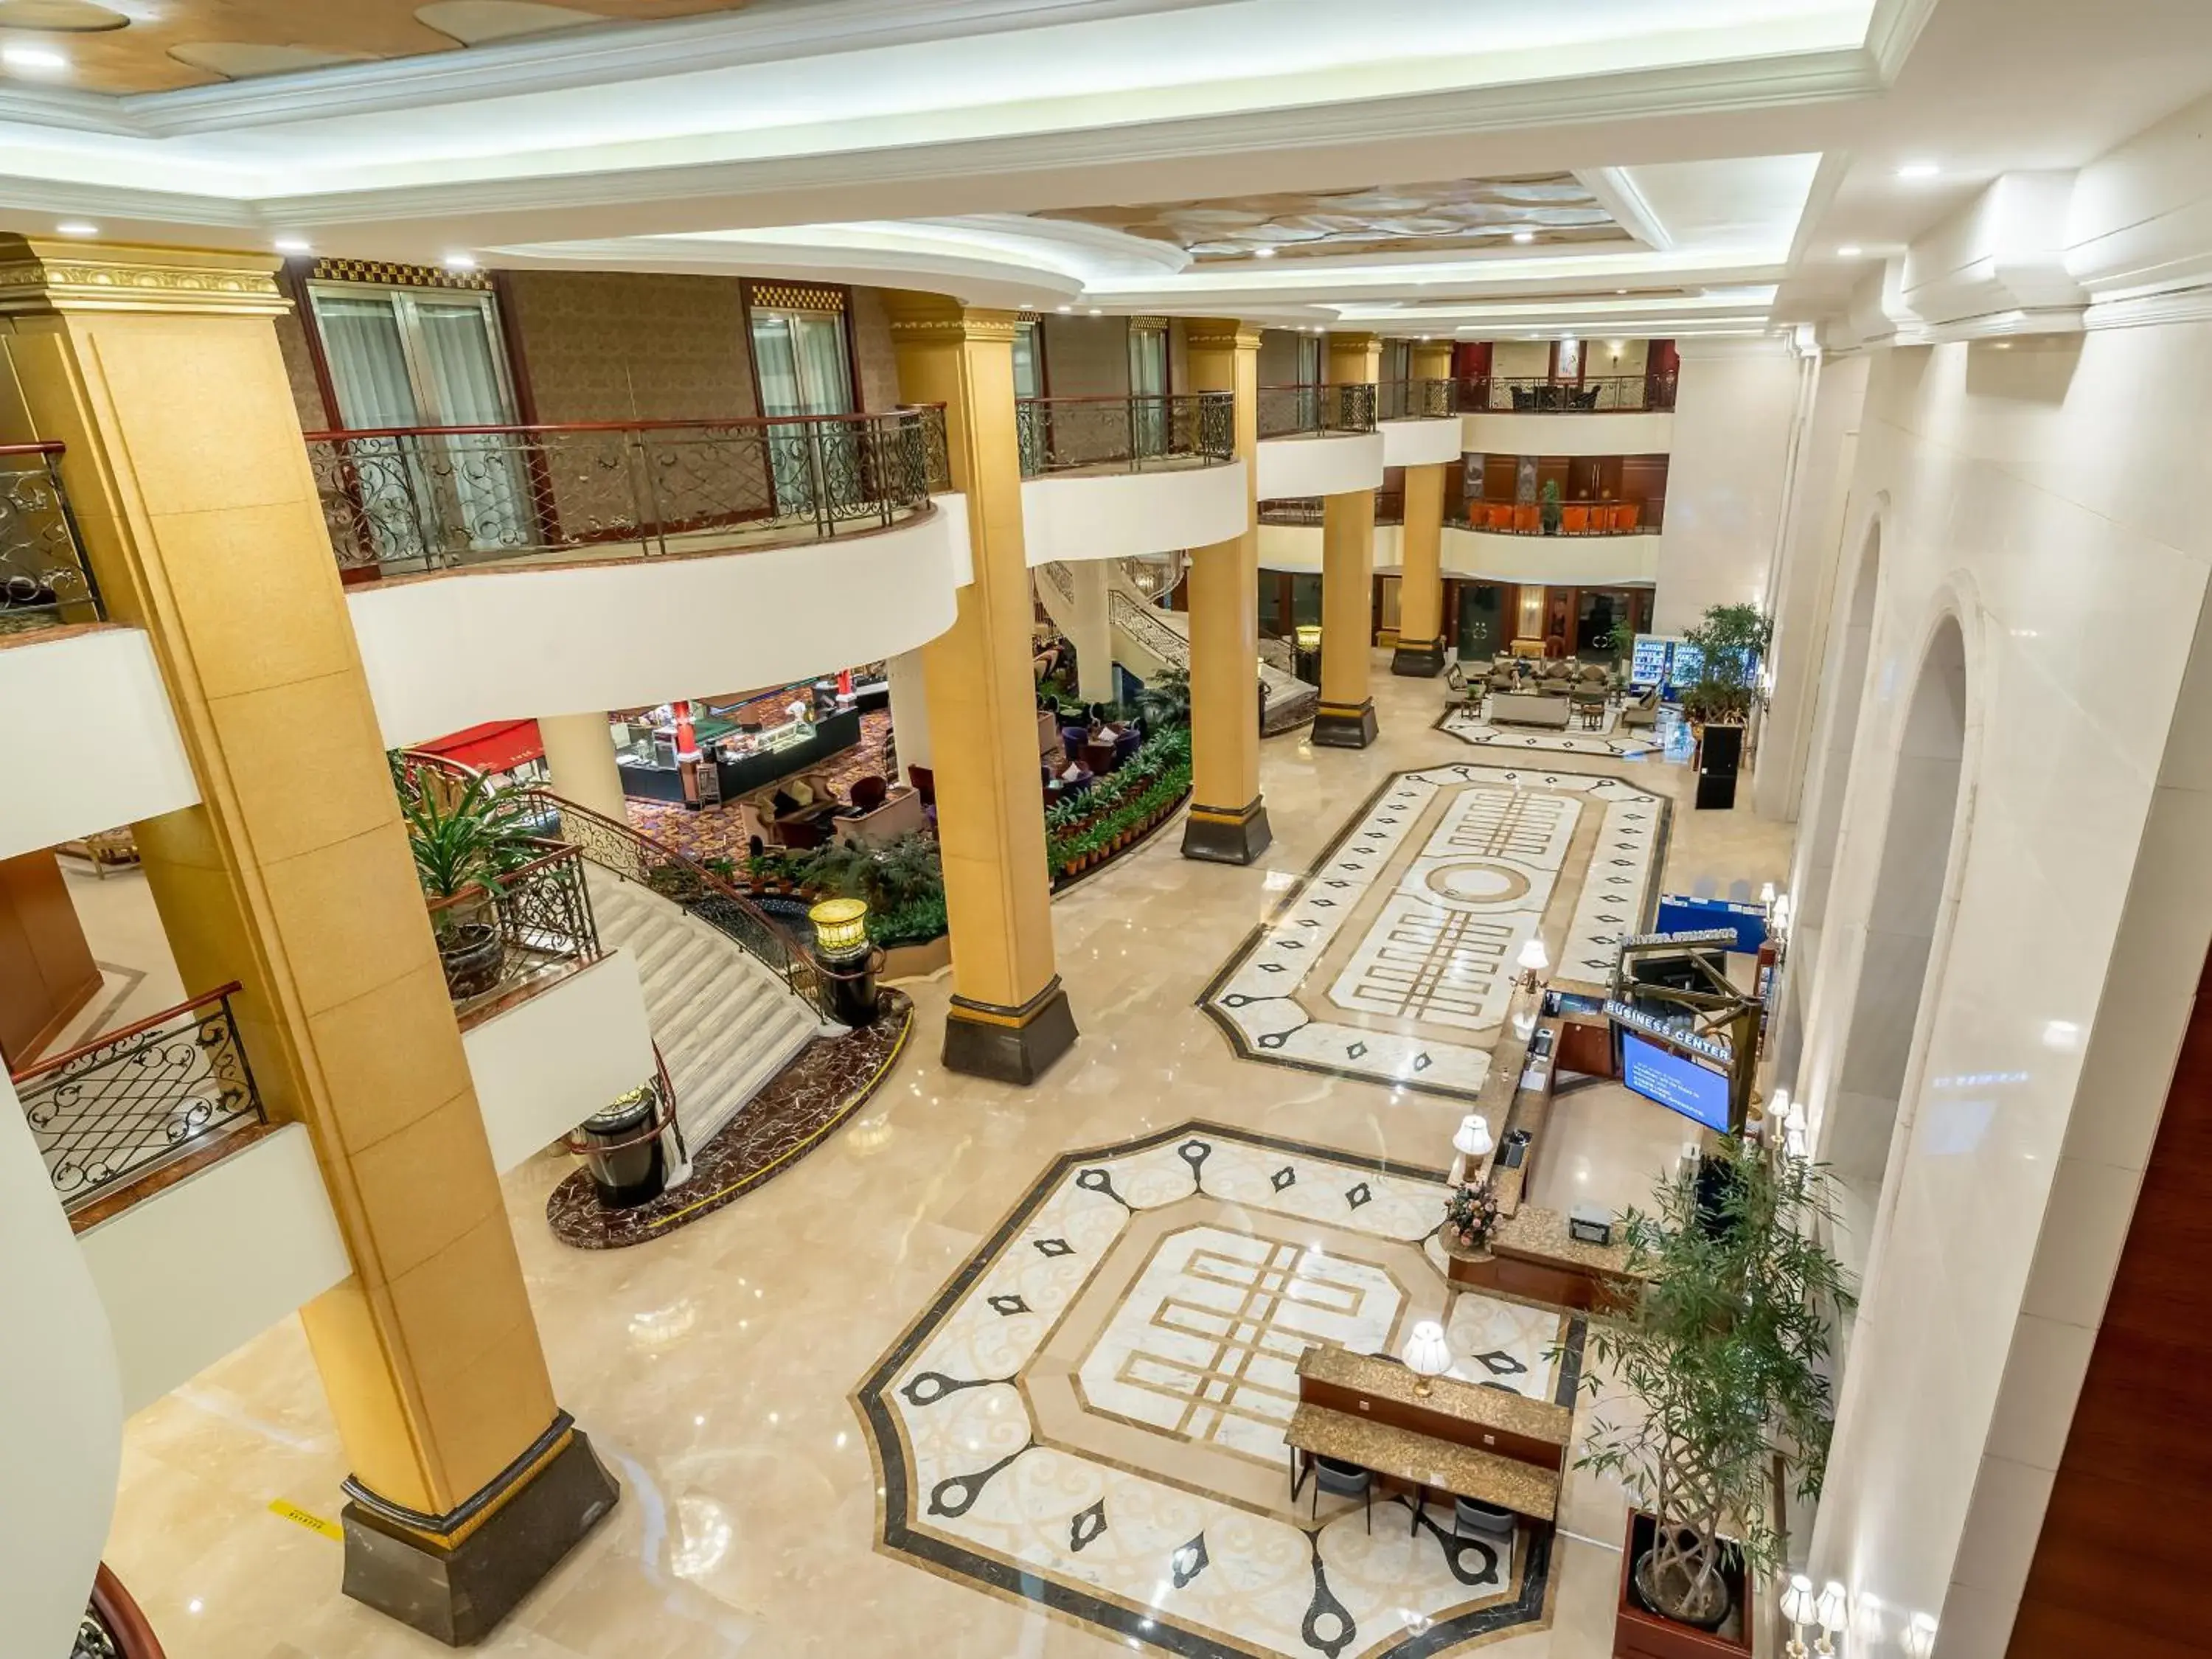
<box><xmin>443</xmin><ymin>253</ymin><xmax>478</xmax><ymax>271</ymax></box>
<box><xmin>1897</xmin><ymin>161</ymin><xmax>1941</xmax><ymax>180</ymax></box>
<box><xmin>1836</xmin><ymin>245</ymin><xmax>1863</xmax><ymax>257</ymax></box>
<box><xmin>274</xmin><ymin>236</ymin><xmax>312</xmax><ymax>254</ymax></box>
<box><xmin>2</xmin><ymin>44</ymin><xmax>70</xmax><ymax>74</ymax></box>
<box><xmin>1252</xmin><ymin>246</ymin><xmax>1276</xmax><ymax>259</ymax></box>
<box><xmin>1056</xmin><ymin>304</ymin><xmax>1071</xmax><ymax>313</ymax></box>
<box><xmin>1511</xmin><ymin>230</ymin><xmax>1535</xmax><ymax>245</ymax></box>
<box><xmin>54</xmin><ymin>221</ymin><xmax>97</xmax><ymax>237</ymax></box>
<box><xmin>1615</xmin><ymin>288</ymin><xmax>1629</xmax><ymax>296</ymax></box>
<box><xmin>1088</xmin><ymin>307</ymin><xmax>1102</xmax><ymax>316</ymax></box>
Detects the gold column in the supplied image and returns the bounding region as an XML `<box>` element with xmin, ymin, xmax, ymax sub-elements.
<box><xmin>1315</xmin><ymin>330</ymin><xmax>1380</xmax><ymax>748</ymax></box>
<box><xmin>1391</xmin><ymin>341</ymin><xmax>1455</xmax><ymax>678</ymax></box>
<box><xmin>0</xmin><ymin>240</ymin><xmax>612</xmax><ymax>1645</ymax></box>
<box><xmin>1178</xmin><ymin>318</ymin><xmax>1270</xmax><ymax>864</ymax></box>
<box><xmin>883</xmin><ymin>291</ymin><xmax>1076</xmax><ymax>1082</ymax></box>
<box><xmin>538</xmin><ymin>711</ymin><xmax>627</xmax><ymax>822</ymax></box>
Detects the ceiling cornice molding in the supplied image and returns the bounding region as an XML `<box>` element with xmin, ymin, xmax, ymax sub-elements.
<box><xmin>1864</xmin><ymin>0</ymin><xmax>1942</xmax><ymax>80</ymax></box>
<box><xmin>2081</xmin><ymin>286</ymin><xmax>2212</xmax><ymax>332</ymax></box>
<box><xmin>1578</xmin><ymin>167</ymin><xmax>1672</xmax><ymax>253</ymax></box>
<box><xmin>83</xmin><ymin>0</ymin><xmax>1225</xmax><ymax>138</ymax></box>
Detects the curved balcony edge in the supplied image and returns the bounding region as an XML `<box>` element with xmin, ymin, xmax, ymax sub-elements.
<box><xmin>1254</xmin><ymin>431</ymin><xmax>1386</xmax><ymax>501</ymax></box>
<box><xmin>1460</xmin><ymin>409</ymin><xmax>1675</xmax><ymax>458</ymax></box>
<box><xmin>349</xmin><ymin>503</ymin><xmax>965</xmax><ymax>750</ymax></box>
<box><xmin>1253</xmin><ymin>521</ymin><xmax>1661</xmax><ymax>587</ymax></box>
<box><xmin>0</xmin><ymin>624</ymin><xmax>198</xmax><ymax>862</ymax></box>
<box><xmin>1022</xmin><ymin>460</ymin><xmax>1249</xmax><ymax>567</ymax></box>
<box><xmin>1379</xmin><ymin>417</ymin><xmax>1464</xmax><ymax>469</ymax></box>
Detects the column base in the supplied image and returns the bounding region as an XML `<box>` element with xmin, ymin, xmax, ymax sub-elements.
<box><xmin>341</xmin><ymin>1416</ymin><xmax>618</xmax><ymax>1647</ymax></box>
<box><xmin>1310</xmin><ymin>699</ymin><xmax>1380</xmax><ymax>749</ymax></box>
<box><xmin>942</xmin><ymin>976</ymin><xmax>1079</xmax><ymax>1084</ymax></box>
<box><xmin>1391</xmin><ymin>638</ymin><xmax>1446</xmax><ymax>678</ymax></box>
<box><xmin>1181</xmin><ymin>797</ymin><xmax>1273</xmax><ymax>865</ymax></box>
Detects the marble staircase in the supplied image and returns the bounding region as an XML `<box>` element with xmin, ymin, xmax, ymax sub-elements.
<box><xmin>586</xmin><ymin>869</ymin><xmax>821</xmax><ymax>1151</ymax></box>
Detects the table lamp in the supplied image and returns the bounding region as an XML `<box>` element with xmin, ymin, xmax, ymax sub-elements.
<box><xmin>1453</xmin><ymin>1114</ymin><xmax>1493</xmax><ymax>1161</ymax></box>
<box><xmin>1901</xmin><ymin>1613</ymin><xmax>1938</xmax><ymax>1659</ymax></box>
<box><xmin>1402</xmin><ymin>1321</ymin><xmax>1451</xmax><ymax>1397</ymax></box>
<box><xmin>1815</xmin><ymin>1581</ymin><xmax>1848</xmax><ymax>1657</ymax></box>
<box><xmin>1778</xmin><ymin>1574</ymin><xmax>1815</xmax><ymax>1659</ymax></box>
<box><xmin>1514</xmin><ymin>936</ymin><xmax>1549</xmax><ymax>992</ymax></box>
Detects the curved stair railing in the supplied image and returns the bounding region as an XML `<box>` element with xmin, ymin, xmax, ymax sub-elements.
<box><xmin>398</xmin><ymin>751</ymin><xmax>837</xmax><ymax>1025</ymax></box>
<box><xmin>77</xmin><ymin>1564</ymin><xmax>164</xmax><ymax>1659</ymax></box>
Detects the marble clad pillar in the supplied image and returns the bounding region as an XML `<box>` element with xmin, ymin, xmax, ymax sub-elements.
<box><xmin>883</xmin><ymin>291</ymin><xmax>1077</xmax><ymax>1083</ymax></box>
<box><xmin>1178</xmin><ymin>317</ymin><xmax>1271</xmax><ymax>864</ymax></box>
<box><xmin>1315</xmin><ymin>330</ymin><xmax>1380</xmax><ymax>747</ymax></box>
<box><xmin>538</xmin><ymin>711</ymin><xmax>627</xmax><ymax>822</ymax></box>
<box><xmin>1391</xmin><ymin>340</ymin><xmax>1454</xmax><ymax>678</ymax></box>
<box><xmin>0</xmin><ymin>237</ymin><xmax>613</xmax><ymax>1645</ymax></box>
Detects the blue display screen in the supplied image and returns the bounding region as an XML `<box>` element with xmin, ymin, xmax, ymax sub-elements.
<box><xmin>1619</xmin><ymin>1031</ymin><xmax>1733</xmax><ymax>1132</ymax></box>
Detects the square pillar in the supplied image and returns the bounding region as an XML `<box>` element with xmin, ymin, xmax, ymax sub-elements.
<box><xmin>0</xmin><ymin>238</ymin><xmax>613</xmax><ymax>1646</ymax></box>
<box><xmin>1391</xmin><ymin>341</ymin><xmax>1453</xmax><ymax>678</ymax></box>
<box><xmin>1179</xmin><ymin>319</ymin><xmax>1270</xmax><ymax>864</ymax></box>
<box><xmin>883</xmin><ymin>291</ymin><xmax>1077</xmax><ymax>1083</ymax></box>
<box><xmin>1314</xmin><ymin>330</ymin><xmax>1380</xmax><ymax>747</ymax></box>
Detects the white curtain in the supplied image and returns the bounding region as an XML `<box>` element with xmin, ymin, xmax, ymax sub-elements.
<box><xmin>751</xmin><ymin>309</ymin><xmax>855</xmax><ymax>518</ymax></box>
<box><xmin>316</xmin><ymin>295</ymin><xmax>430</xmax><ymax>565</ymax></box>
<box><xmin>414</xmin><ymin>299</ymin><xmax>526</xmax><ymax>552</ymax></box>
<box><xmin>1128</xmin><ymin>325</ymin><xmax>1166</xmax><ymax>456</ymax></box>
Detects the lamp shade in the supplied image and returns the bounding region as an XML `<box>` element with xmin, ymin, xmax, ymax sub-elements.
<box><xmin>1901</xmin><ymin>1613</ymin><xmax>1938</xmax><ymax>1658</ymax></box>
<box><xmin>1514</xmin><ymin>936</ymin><xmax>1548</xmax><ymax>975</ymax></box>
<box><xmin>1778</xmin><ymin>1574</ymin><xmax>1815</xmax><ymax>1627</ymax></box>
<box><xmin>1452</xmin><ymin>1114</ymin><xmax>1493</xmax><ymax>1158</ymax></box>
<box><xmin>1760</xmin><ymin>881</ymin><xmax>1777</xmax><ymax>905</ymax></box>
<box><xmin>1815</xmin><ymin>1582</ymin><xmax>1848</xmax><ymax>1632</ymax></box>
<box><xmin>1401</xmin><ymin>1321</ymin><xmax>1451</xmax><ymax>1379</ymax></box>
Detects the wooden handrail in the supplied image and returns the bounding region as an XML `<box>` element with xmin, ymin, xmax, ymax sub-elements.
<box><xmin>1015</xmin><ymin>391</ymin><xmax>1228</xmax><ymax>405</ymax></box>
<box><xmin>10</xmin><ymin>981</ymin><xmax>243</xmax><ymax>1086</ymax></box>
<box><xmin>0</xmin><ymin>439</ymin><xmax>64</xmax><ymax>458</ymax></box>
<box><xmin>91</xmin><ymin>1563</ymin><xmax>167</xmax><ymax>1659</ymax></box>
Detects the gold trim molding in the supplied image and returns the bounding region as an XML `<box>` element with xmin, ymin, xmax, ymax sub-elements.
<box><xmin>0</xmin><ymin>238</ymin><xmax>288</xmax><ymax>317</ymax></box>
<box><xmin>310</xmin><ymin>256</ymin><xmax>492</xmax><ymax>293</ymax></box>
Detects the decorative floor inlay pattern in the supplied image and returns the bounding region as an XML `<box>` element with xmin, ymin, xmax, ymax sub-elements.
<box><xmin>1433</xmin><ymin>702</ymin><xmax>1667</xmax><ymax>759</ymax></box>
<box><xmin>857</xmin><ymin>1123</ymin><xmax>1584</xmax><ymax>1659</ymax></box>
<box><xmin>1200</xmin><ymin>766</ymin><xmax>1669</xmax><ymax>1100</ymax></box>
<box><xmin>546</xmin><ymin>989</ymin><xmax>912</xmax><ymax>1249</ymax></box>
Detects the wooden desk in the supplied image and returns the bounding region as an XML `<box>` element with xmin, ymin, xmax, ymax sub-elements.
<box><xmin>1289</xmin><ymin>1345</ymin><xmax>1570</xmax><ymax>1525</ymax></box>
<box><xmin>1444</xmin><ymin>1208</ymin><xmax>1639</xmax><ymax>1313</ymax></box>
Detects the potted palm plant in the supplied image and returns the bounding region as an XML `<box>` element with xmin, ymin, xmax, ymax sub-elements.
<box><xmin>1540</xmin><ymin>477</ymin><xmax>1564</xmax><ymax>536</ymax></box>
<box><xmin>396</xmin><ymin>765</ymin><xmax>543</xmax><ymax>999</ymax></box>
<box><xmin>1574</xmin><ymin>1136</ymin><xmax>1852</xmax><ymax>1656</ymax></box>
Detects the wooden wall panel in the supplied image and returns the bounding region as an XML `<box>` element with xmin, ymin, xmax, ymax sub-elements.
<box><xmin>2007</xmin><ymin>949</ymin><xmax>2212</xmax><ymax>1657</ymax></box>
<box><xmin>0</xmin><ymin>849</ymin><xmax>100</xmax><ymax>1068</ymax></box>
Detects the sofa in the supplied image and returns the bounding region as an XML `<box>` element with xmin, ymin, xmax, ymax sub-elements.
<box><xmin>1620</xmin><ymin>687</ymin><xmax>1663</xmax><ymax>729</ymax></box>
<box><xmin>1489</xmin><ymin>690</ymin><xmax>1574</xmax><ymax>728</ymax></box>
<box><xmin>834</xmin><ymin>779</ymin><xmax>929</xmax><ymax>847</ymax></box>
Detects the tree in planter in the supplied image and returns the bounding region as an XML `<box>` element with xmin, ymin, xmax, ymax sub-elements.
<box><xmin>1605</xmin><ymin>614</ymin><xmax>1640</xmax><ymax>674</ymax></box>
<box><xmin>1573</xmin><ymin>1136</ymin><xmax>1853</xmax><ymax>1632</ymax></box>
<box><xmin>1679</xmin><ymin>602</ymin><xmax>1772</xmax><ymax>728</ymax></box>
<box><xmin>1540</xmin><ymin>477</ymin><xmax>1564</xmax><ymax>536</ymax></box>
<box><xmin>392</xmin><ymin>761</ymin><xmax>543</xmax><ymax>995</ymax></box>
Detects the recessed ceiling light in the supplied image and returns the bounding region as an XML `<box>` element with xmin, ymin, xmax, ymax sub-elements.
<box><xmin>1837</xmin><ymin>244</ymin><xmax>1863</xmax><ymax>257</ymax></box>
<box><xmin>3</xmin><ymin>44</ymin><xmax>70</xmax><ymax>74</ymax></box>
<box><xmin>1615</xmin><ymin>288</ymin><xmax>1629</xmax><ymax>296</ymax></box>
<box><xmin>1252</xmin><ymin>246</ymin><xmax>1276</xmax><ymax>259</ymax></box>
<box><xmin>274</xmin><ymin>236</ymin><xmax>312</xmax><ymax>254</ymax></box>
<box><xmin>1511</xmin><ymin>230</ymin><xmax>1535</xmax><ymax>245</ymax></box>
<box><xmin>443</xmin><ymin>253</ymin><xmax>477</xmax><ymax>270</ymax></box>
<box><xmin>1897</xmin><ymin>162</ymin><xmax>1941</xmax><ymax>180</ymax></box>
<box><xmin>1088</xmin><ymin>307</ymin><xmax>1102</xmax><ymax>316</ymax></box>
<box><xmin>1055</xmin><ymin>304</ymin><xmax>1071</xmax><ymax>313</ymax></box>
<box><xmin>54</xmin><ymin>221</ymin><xmax>97</xmax><ymax>237</ymax></box>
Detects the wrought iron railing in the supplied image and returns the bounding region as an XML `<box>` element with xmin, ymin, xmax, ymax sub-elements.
<box><xmin>905</xmin><ymin>403</ymin><xmax>952</xmax><ymax>493</ymax></box>
<box><xmin>0</xmin><ymin>440</ymin><xmax>100</xmax><ymax>637</ymax></box>
<box><xmin>1015</xmin><ymin>392</ymin><xmax>1236</xmax><ymax>477</ymax></box>
<box><xmin>12</xmin><ymin>983</ymin><xmax>264</xmax><ymax>1214</ymax></box>
<box><xmin>1256</xmin><ymin>382</ymin><xmax>1380</xmax><ymax>439</ymax></box>
<box><xmin>1464</xmin><ymin>497</ymin><xmax>1664</xmax><ymax>535</ymax></box>
<box><xmin>1258</xmin><ymin>491</ymin><xmax>1405</xmax><ymax>528</ymax></box>
<box><xmin>77</xmin><ymin>1565</ymin><xmax>164</xmax><ymax>1659</ymax></box>
<box><xmin>1455</xmin><ymin>374</ymin><xmax>1677</xmax><ymax>413</ymax></box>
<box><xmin>425</xmin><ymin>841</ymin><xmax>602</xmax><ymax>1018</ymax></box>
<box><xmin>1376</xmin><ymin>378</ymin><xmax>1455</xmax><ymax>420</ymax></box>
<box><xmin>306</xmin><ymin>407</ymin><xmax>936</xmax><ymax>577</ymax></box>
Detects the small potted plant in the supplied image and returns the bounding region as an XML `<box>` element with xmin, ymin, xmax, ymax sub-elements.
<box><xmin>1443</xmin><ymin>1179</ymin><xmax>1500</xmax><ymax>1255</ymax></box>
<box><xmin>1574</xmin><ymin>1137</ymin><xmax>1853</xmax><ymax>1656</ymax></box>
<box><xmin>1540</xmin><ymin>476</ymin><xmax>1564</xmax><ymax>536</ymax></box>
<box><xmin>395</xmin><ymin>763</ymin><xmax>540</xmax><ymax>999</ymax></box>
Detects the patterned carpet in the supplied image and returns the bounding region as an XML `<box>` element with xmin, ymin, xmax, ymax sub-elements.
<box><xmin>623</xmin><ymin>709</ymin><xmax>896</xmax><ymax>862</ymax></box>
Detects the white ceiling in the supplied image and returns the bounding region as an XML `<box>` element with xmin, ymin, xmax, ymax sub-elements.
<box><xmin>0</xmin><ymin>0</ymin><xmax>2209</xmax><ymax>337</ymax></box>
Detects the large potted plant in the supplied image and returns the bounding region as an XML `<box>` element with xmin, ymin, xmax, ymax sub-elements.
<box><xmin>1678</xmin><ymin>602</ymin><xmax>1771</xmax><ymax>733</ymax></box>
<box><xmin>1574</xmin><ymin>1136</ymin><xmax>1852</xmax><ymax>1657</ymax></box>
<box><xmin>1540</xmin><ymin>477</ymin><xmax>1564</xmax><ymax>536</ymax></box>
<box><xmin>395</xmin><ymin>762</ymin><xmax>543</xmax><ymax>998</ymax></box>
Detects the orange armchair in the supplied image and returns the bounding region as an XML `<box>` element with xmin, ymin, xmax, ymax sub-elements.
<box><xmin>1562</xmin><ymin>505</ymin><xmax>1590</xmax><ymax>534</ymax></box>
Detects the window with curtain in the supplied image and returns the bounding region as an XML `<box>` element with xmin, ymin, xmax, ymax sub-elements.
<box><xmin>1127</xmin><ymin>322</ymin><xmax>1168</xmax><ymax>456</ymax></box>
<box><xmin>750</xmin><ymin>305</ymin><xmax>855</xmax><ymax>521</ymax></box>
<box><xmin>1296</xmin><ymin>334</ymin><xmax>1323</xmax><ymax>428</ymax></box>
<box><xmin>1012</xmin><ymin>319</ymin><xmax>1044</xmax><ymax>399</ymax></box>
<box><xmin>309</xmin><ymin>284</ymin><xmax>526</xmax><ymax>564</ymax></box>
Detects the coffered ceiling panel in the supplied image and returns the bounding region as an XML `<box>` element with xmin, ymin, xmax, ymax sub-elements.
<box><xmin>1034</xmin><ymin>175</ymin><xmax>1635</xmax><ymax>263</ymax></box>
<box><xmin>0</xmin><ymin>0</ymin><xmax>754</xmax><ymax>91</ymax></box>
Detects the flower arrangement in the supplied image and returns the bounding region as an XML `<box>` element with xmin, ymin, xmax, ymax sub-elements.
<box><xmin>1444</xmin><ymin>1179</ymin><xmax>1500</xmax><ymax>1251</ymax></box>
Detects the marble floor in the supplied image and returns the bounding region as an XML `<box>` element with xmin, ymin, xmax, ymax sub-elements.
<box><xmin>97</xmin><ymin>658</ymin><xmax>1795</xmax><ymax>1659</ymax></box>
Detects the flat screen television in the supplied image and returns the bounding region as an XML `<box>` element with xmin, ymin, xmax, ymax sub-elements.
<box><xmin>1619</xmin><ymin>1030</ymin><xmax>1734</xmax><ymax>1133</ymax></box>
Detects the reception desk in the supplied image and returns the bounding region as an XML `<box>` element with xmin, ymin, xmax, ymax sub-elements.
<box><xmin>619</xmin><ymin>709</ymin><xmax>863</xmax><ymax>805</ymax></box>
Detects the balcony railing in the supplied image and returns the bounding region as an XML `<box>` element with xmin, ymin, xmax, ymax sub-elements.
<box><xmin>1256</xmin><ymin>382</ymin><xmax>1380</xmax><ymax>439</ymax></box>
<box><xmin>12</xmin><ymin>982</ymin><xmax>264</xmax><ymax>1216</ymax></box>
<box><xmin>1455</xmin><ymin>374</ymin><xmax>1677</xmax><ymax>414</ymax></box>
<box><xmin>0</xmin><ymin>440</ymin><xmax>101</xmax><ymax>639</ymax></box>
<box><xmin>1015</xmin><ymin>392</ymin><xmax>1234</xmax><ymax>477</ymax></box>
<box><xmin>1259</xmin><ymin>490</ymin><xmax>1406</xmax><ymax>528</ymax></box>
<box><xmin>1465</xmin><ymin>498</ymin><xmax>1664</xmax><ymax>535</ymax></box>
<box><xmin>427</xmin><ymin>841</ymin><xmax>602</xmax><ymax>1023</ymax></box>
<box><xmin>307</xmin><ymin>407</ymin><xmax>937</xmax><ymax>577</ymax></box>
<box><xmin>1376</xmin><ymin>378</ymin><xmax>1455</xmax><ymax>421</ymax></box>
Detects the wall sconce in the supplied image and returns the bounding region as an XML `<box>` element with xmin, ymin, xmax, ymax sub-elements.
<box><xmin>1778</xmin><ymin>1574</ymin><xmax>1815</xmax><ymax>1659</ymax></box>
<box><xmin>1815</xmin><ymin>1581</ymin><xmax>1848</xmax><ymax>1657</ymax></box>
<box><xmin>1900</xmin><ymin>1613</ymin><xmax>1938</xmax><ymax>1658</ymax></box>
<box><xmin>1402</xmin><ymin>1321</ymin><xmax>1452</xmax><ymax>1397</ymax></box>
<box><xmin>1514</xmin><ymin>936</ymin><xmax>1548</xmax><ymax>993</ymax></box>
